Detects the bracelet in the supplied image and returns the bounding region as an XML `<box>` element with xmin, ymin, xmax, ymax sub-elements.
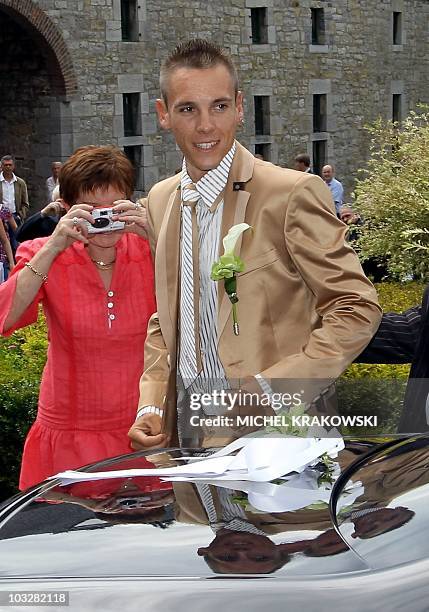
<box><xmin>25</xmin><ymin>262</ymin><xmax>48</xmax><ymax>283</ymax></box>
<box><xmin>136</xmin><ymin>406</ymin><xmax>164</xmax><ymax>420</ymax></box>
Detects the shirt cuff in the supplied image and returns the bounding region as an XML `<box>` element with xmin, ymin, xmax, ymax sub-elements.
<box><xmin>254</xmin><ymin>374</ymin><xmax>288</xmax><ymax>414</ymax></box>
<box><xmin>136</xmin><ymin>405</ymin><xmax>164</xmax><ymax>421</ymax></box>
<box><xmin>254</xmin><ymin>373</ymin><xmax>274</xmax><ymax>397</ymax></box>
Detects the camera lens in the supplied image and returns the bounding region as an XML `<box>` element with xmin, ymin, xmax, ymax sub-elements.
<box><xmin>93</xmin><ymin>217</ymin><xmax>110</xmax><ymax>228</ymax></box>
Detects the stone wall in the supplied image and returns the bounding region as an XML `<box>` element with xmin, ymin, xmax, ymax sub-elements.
<box><xmin>0</xmin><ymin>0</ymin><xmax>428</xmax><ymax>204</ymax></box>
<box><xmin>0</xmin><ymin>11</ymin><xmax>61</xmax><ymax>212</ymax></box>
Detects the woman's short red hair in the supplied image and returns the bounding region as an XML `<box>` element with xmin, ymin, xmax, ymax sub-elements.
<box><xmin>59</xmin><ymin>145</ymin><xmax>135</xmax><ymax>205</ymax></box>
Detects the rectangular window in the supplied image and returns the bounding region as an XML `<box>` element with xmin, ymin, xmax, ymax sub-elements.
<box><xmin>124</xmin><ymin>145</ymin><xmax>143</xmax><ymax>190</ymax></box>
<box><xmin>254</xmin><ymin>96</ymin><xmax>270</xmax><ymax>135</ymax></box>
<box><xmin>254</xmin><ymin>143</ymin><xmax>271</xmax><ymax>161</ymax></box>
<box><xmin>392</xmin><ymin>94</ymin><xmax>402</xmax><ymax>123</ymax></box>
<box><xmin>313</xmin><ymin>94</ymin><xmax>327</xmax><ymax>133</ymax></box>
<box><xmin>121</xmin><ymin>0</ymin><xmax>139</xmax><ymax>42</ymax></box>
<box><xmin>123</xmin><ymin>93</ymin><xmax>141</xmax><ymax>137</ymax></box>
<box><xmin>311</xmin><ymin>8</ymin><xmax>325</xmax><ymax>45</ymax></box>
<box><xmin>251</xmin><ymin>8</ymin><xmax>268</xmax><ymax>45</ymax></box>
<box><xmin>393</xmin><ymin>12</ymin><xmax>402</xmax><ymax>45</ymax></box>
<box><xmin>312</xmin><ymin>140</ymin><xmax>327</xmax><ymax>177</ymax></box>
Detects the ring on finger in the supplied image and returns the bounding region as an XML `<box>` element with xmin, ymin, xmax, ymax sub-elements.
<box><xmin>72</xmin><ymin>216</ymin><xmax>80</xmax><ymax>226</ymax></box>
<box><xmin>133</xmin><ymin>203</ymin><xmax>142</xmax><ymax>210</ymax></box>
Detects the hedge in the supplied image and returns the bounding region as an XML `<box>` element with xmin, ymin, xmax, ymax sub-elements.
<box><xmin>0</xmin><ymin>313</ymin><xmax>46</xmax><ymax>500</ymax></box>
<box><xmin>0</xmin><ymin>282</ymin><xmax>425</xmax><ymax>501</ymax></box>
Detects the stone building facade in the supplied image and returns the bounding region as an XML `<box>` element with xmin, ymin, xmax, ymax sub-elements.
<box><xmin>0</xmin><ymin>0</ymin><xmax>428</xmax><ymax>211</ymax></box>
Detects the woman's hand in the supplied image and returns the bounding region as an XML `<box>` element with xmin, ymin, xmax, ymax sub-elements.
<box><xmin>112</xmin><ymin>200</ymin><xmax>148</xmax><ymax>239</ymax></box>
<box><xmin>47</xmin><ymin>204</ymin><xmax>94</xmax><ymax>254</ymax></box>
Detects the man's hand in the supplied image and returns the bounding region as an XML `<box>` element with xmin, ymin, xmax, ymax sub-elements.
<box><xmin>128</xmin><ymin>413</ymin><xmax>170</xmax><ymax>450</ymax></box>
<box><xmin>41</xmin><ymin>198</ymin><xmax>67</xmax><ymax>218</ymax></box>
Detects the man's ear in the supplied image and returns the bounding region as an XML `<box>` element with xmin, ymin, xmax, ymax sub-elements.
<box><xmin>156</xmin><ymin>98</ymin><xmax>170</xmax><ymax>130</ymax></box>
<box><xmin>236</xmin><ymin>90</ymin><xmax>244</xmax><ymax>122</ymax></box>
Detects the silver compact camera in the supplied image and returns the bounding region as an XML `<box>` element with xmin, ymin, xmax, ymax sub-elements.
<box><xmin>85</xmin><ymin>207</ymin><xmax>125</xmax><ymax>234</ymax></box>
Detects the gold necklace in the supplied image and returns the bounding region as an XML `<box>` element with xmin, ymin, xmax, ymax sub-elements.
<box><xmin>91</xmin><ymin>258</ymin><xmax>116</xmax><ymax>271</ymax></box>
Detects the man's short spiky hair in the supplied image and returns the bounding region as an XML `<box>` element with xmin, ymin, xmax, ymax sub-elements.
<box><xmin>160</xmin><ymin>39</ymin><xmax>239</xmax><ymax>105</ymax></box>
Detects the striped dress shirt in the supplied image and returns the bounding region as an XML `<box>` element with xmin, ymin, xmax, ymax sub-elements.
<box><xmin>179</xmin><ymin>143</ymin><xmax>236</xmax><ymax>410</ymax></box>
<box><xmin>136</xmin><ymin>143</ymin><xmax>236</xmax><ymax>423</ymax></box>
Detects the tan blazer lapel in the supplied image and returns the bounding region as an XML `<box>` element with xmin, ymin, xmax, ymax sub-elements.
<box><xmin>155</xmin><ymin>186</ymin><xmax>181</xmax><ymax>355</ymax></box>
<box><xmin>218</xmin><ymin>142</ymin><xmax>254</xmax><ymax>340</ymax></box>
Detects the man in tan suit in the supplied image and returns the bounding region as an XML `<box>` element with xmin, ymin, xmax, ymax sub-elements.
<box><xmin>128</xmin><ymin>39</ymin><xmax>381</xmax><ymax>449</ymax></box>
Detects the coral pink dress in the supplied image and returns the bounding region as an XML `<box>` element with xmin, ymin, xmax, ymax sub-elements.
<box><xmin>0</xmin><ymin>234</ymin><xmax>156</xmax><ymax>489</ymax></box>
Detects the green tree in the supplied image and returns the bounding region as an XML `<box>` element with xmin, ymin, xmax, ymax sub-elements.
<box><xmin>353</xmin><ymin>107</ymin><xmax>429</xmax><ymax>280</ymax></box>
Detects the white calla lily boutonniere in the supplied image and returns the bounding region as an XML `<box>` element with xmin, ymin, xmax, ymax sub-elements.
<box><xmin>210</xmin><ymin>223</ymin><xmax>251</xmax><ymax>336</ymax></box>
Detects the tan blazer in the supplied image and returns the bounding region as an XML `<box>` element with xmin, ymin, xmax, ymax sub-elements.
<box><xmin>139</xmin><ymin>142</ymin><xmax>381</xmax><ymax>441</ymax></box>
<box><xmin>0</xmin><ymin>176</ymin><xmax>29</xmax><ymax>220</ymax></box>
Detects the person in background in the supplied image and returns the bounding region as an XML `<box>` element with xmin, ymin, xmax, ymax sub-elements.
<box><xmin>0</xmin><ymin>155</ymin><xmax>29</xmax><ymax>253</ymax></box>
<box><xmin>338</xmin><ymin>205</ymin><xmax>360</xmax><ymax>225</ymax></box>
<box><xmin>0</xmin><ymin>209</ymin><xmax>15</xmax><ymax>282</ymax></box>
<box><xmin>294</xmin><ymin>153</ymin><xmax>312</xmax><ymax>173</ymax></box>
<box><xmin>0</xmin><ymin>145</ymin><xmax>155</xmax><ymax>489</ymax></box>
<box><xmin>321</xmin><ymin>164</ymin><xmax>344</xmax><ymax>217</ymax></box>
<box><xmin>357</xmin><ymin>290</ymin><xmax>429</xmax><ymax>433</ymax></box>
<box><xmin>46</xmin><ymin>162</ymin><xmax>62</xmax><ymax>202</ymax></box>
<box><xmin>15</xmin><ymin>186</ymin><xmax>68</xmax><ymax>242</ymax></box>
<box><xmin>0</xmin><ymin>155</ymin><xmax>29</xmax><ymax>223</ymax></box>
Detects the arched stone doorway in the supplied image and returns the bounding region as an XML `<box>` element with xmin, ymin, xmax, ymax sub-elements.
<box><xmin>0</xmin><ymin>0</ymin><xmax>77</xmax><ymax>212</ymax></box>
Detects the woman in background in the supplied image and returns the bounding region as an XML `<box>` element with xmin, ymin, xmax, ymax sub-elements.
<box><xmin>0</xmin><ymin>208</ymin><xmax>15</xmax><ymax>282</ymax></box>
<box><xmin>0</xmin><ymin>145</ymin><xmax>155</xmax><ymax>489</ymax></box>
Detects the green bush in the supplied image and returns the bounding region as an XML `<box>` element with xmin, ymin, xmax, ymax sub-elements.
<box><xmin>0</xmin><ymin>311</ymin><xmax>47</xmax><ymax>500</ymax></box>
<box><xmin>353</xmin><ymin>107</ymin><xmax>429</xmax><ymax>280</ymax></box>
<box><xmin>0</xmin><ymin>313</ymin><xmax>48</xmax><ymax>381</ymax></box>
<box><xmin>0</xmin><ymin>381</ymin><xmax>39</xmax><ymax>500</ymax></box>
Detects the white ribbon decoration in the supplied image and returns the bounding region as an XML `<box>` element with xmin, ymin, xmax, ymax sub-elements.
<box><xmin>50</xmin><ymin>435</ymin><xmax>345</xmax><ymax>487</ymax></box>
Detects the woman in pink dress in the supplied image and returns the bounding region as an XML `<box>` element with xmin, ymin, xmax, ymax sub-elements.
<box><xmin>0</xmin><ymin>145</ymin><xmax>156</xmax><ymax>489</ymax></box>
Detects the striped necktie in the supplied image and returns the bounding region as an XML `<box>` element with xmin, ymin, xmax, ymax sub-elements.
<box><xmin>196</xmin><ymin>483</ymin><xmax>268</xmax><ymax>535</ymax></box>
<box><xmin>179</xmin><ymin>183</ymin><xmax>202</xmax><ymax>385</ymax></box>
